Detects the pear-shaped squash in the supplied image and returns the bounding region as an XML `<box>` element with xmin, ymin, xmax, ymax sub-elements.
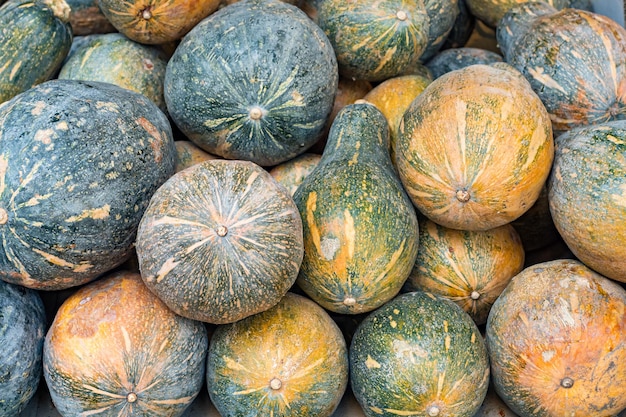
<box><xmin>293</xmin><ymin>102</ymin><xmax>419</xmax><ymax>314</ymax></box>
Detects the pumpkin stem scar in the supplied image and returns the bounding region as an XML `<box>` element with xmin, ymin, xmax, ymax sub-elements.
<box><xmin>470</xmin><ymin>291</ymin><xmax>480</xmax><ymax>300</ymax></box>
<box><xmin>140</xmin><ymin>7</ymin><xmax>152</xmax><ymax>20</ymax></box>
<box><xmin>426</xmin><ymin>405</ymin><xmax>441</xmax><ymax>416</ymax></box>
<box><xmin>0</xmin><ymin>208</ymin><xmax>7</xmax><ymax>225</ymax></box>
<box><xmin>249</xmin><ymin>106</ymin><xmax>264</xmax><ymax>121</ymax></box>
<box><xmin>343</xmin><ymin>297</ymin><xmax>356</xmax><ymax>307</ymax></box>
<box><xmin>269</xmin><ymin>377</ymin><xmax>282</xmax><ymax>390</ymax></box>
<box><xmin>396</xmin><ymin>10</ymin><xmax>408</xmax><ymax>21</ymax></box>
<box><xmin>560</xmin><ymin>377</ymin><xmax>574</xmax><ymax>388</ymax></box>
<box><xmin>126</xmin><ymin>392</ymin><xmax>138</xmax><ymax>403</ymax></box>
<box><xmin>216</xmin><ymin>225</ymin><xmax>228</xmax><ymax>237</ymax></box>
<box><xmin>456</xmin><ymin>189</ymin><xmax>471</xmax><ymax>203</ymax></box>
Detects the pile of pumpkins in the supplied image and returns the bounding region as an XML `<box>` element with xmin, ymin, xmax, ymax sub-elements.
<box><xmin>1</xmin><ymin>0</ymin><xmax>625</xmax><ymax>416</ymax></box>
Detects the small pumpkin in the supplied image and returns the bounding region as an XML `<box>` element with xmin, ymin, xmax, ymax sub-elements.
<box><xmin>486</xmin><ymin>259</ymin><xmax>626</xmax><ymax>416</ymax></box>
<box><xmin>466</xmin><ymin>0</ymin><xmax>568</xmax><ymax>28</ymax></box>
<box><xmin>396</xmin><ymin>63</ymin><xmax>554</xmax><ymax>231</ymax></box>
<box><xmin>269</xmin><ymin>152</ymin><xmax>321</xmax><ymax>196</ymax></box>
<box><xmin>43</xmin><ymin>270</ymin><xmax>209</xmax><ymax>416</ymax></box>
<box><xmin>136</xmin><ymin>159</ymin><xmax>304</xmax><ymax>324</ymax></box>
<box><xmin>350</xmin><ymin>291</ymin><xmax>490</xmax><ymax>417</ymax></box>
<box><xmin>418</xmin><ymin>0</ymin><xmax>460</xmax><ymax>62</ymax></box>
<box><xmin>207</xmin><ymin>292</ymin><xmax>349</xmax><ymax>417</ymax></box>
<box><xmin>425</xmin><ymin>47</ymin><xmax>503</xmax><ymax>79</ymax></box>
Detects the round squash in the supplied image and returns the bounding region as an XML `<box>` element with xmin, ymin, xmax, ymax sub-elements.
<box><xmin>293</xmin><ymin>103</ymin><xmax>419</xmax><ymax>314</ymax></box>
<box><xmin>0</xmin><ymin>79</ymin><xmax>175</xmax><ymax>290</ymax></box>
<box><xmin>418</xmin><ymin>0</ymin><xmax>460</xmax><ymax>62</ymax></box>
<box><xmin>350</xmin><ymin>291</ymin><xmax>490</xmax><ymax>417</ymax></box>
<box><xmin>43</xmin><ymin>270</ymin><xmax>209</xmax><ymax>416</ymax></box>
<box><xmin>136</xmin><ymin>159</ymin><xmax>304</xmax><ymax>324</ymax></box>
<box><xmin>548</xmin><ymin>120</ymin><xmax>626</xmax><ymax>283</ymax></box>
<box><xmin>207</xmin><ymin>292</ymin><xmax>349</xmax><ymax>417</ymax></box>
<box><xmin>0</xmin><ymin>280</ymin><xmax>46</xmax><ymax>416</ymax></box>
<box><xmin>0</xmin><ymin>0</ymin><xmax>72</xmax><ymax>104</ymax></box>
<box><xmin>317</xmin><ymin>0</ymin><xmax>430</xmax><ymax>82</ymax></box>
<box><xmin>425</xmin><ymin>47</ymin><xmax>503</xmax><ymax>79</ymax></box>
<box><xmin>165</xmin><ymin>0</ymin><xmax>338</xmax><ymax>167</ymax></box>
<box><xmin>466</xmin><ymin>0</ymin><xmax>568</xmax><ymax>28</ymax></box>
<box><xmin>404</xmin><ymin>216</ymin><xmax>525</xmax><ymax>325</ymax></box>
<box><xmin>269</xmin><ymin>153</ymin><xmax>321</xmax><ymax>196</ymax></box>
<box><xmin>396</xmin><ymin>63</ymin><xmax>554</xmax><ymax>231</ymax></box>
<box><xmin>485</xmin><ymin>259</ymin><xmax>626</xmax><ymax>416</ymax></box>
<box><xmin>174</xmin><ymin>140</ymin><xmax>219</xmax><ymax>173</ymax></box>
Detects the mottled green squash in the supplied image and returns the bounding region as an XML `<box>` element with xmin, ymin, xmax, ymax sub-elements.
<box><xmin>65</xmin><ymin>0</ymin><xmax>116</xmax><ymax>35</ymax></box>
<box><xmin>404</xmin><ymin>217</ymin><xmax>525</xmax><ymax>325</ymax></box>
<box><xmin>498</xmin><ymin>5</ymin><xmax>626</xmax><ymax>133</ymax></box>
<box><xmin>486</xmin><ymin>259</ymin><xmax>626</xmax><ymax>416</ymax></box>
<box><xmin>58</xmin><ymin>32</ymin><xmax>168</xmax><ymax>112</ymax></box>
<box><xmin>136</xmin><ymin>159</ymin><xmax>304</xmax><ymax>324</ymax></box>
<box><xmin>0</xmin><ymin>0</ymin><xmax>72</xmax><ymax>104</ymax></box>
<box><xmin>207</xmin><ymin>292</ymin><xmax>349</xmax><ymax>417</ymax></box>
<box><xmin>44</xmin><ymin>271</ymin><xmax>208</xmax><ymax>416</ymax></box>
<box><xmin>293</xmin><ymin>102</ymin><xmax>419</xmax><ymax>314</ymax></box>
<box><xmin>317</xmin><ymin>0</ymin><xmax>430</xmax><ymax>82</ymax></box>
<box><xmin>442</xmin><ymin>0</ymin><xmax>475</xmax><ymax>49</ymax></box>
<box><xmin>0</xmin><ymin>280</ymin><xmax>46</xmax><ymax>416</ymax></box>
<box><xmin>425</xmin><ymin>47</ymin><xmax>503</xmax><ymax>79</ymax></box>
<box><xmin>350</xmin><ymin>291</ymin><xmax>490</xmax><ymax>417</ymax></box>
<box><xmin>165</xmin><ymin>0</ymin><xmax>338</xmax><ymax>166</ymax></box>
<box><xmin>269</xmin><ymin>153</ymin><xmax>321</xmax><ymax>196</ymax></box>
<box><xmin>0</xmin><ymin>79</ymin><xmax>175</xmax><ymax>290</ymax></box>
<box><xmin>548</xmin><ymin>120</ymin><xmax>626</xmax><ymax>283</ymax></box>
<box><xmin>418</xmin><ymin>0</ymin><xmax>460</xmax><ymax>62</ymax></box>
<box><xmin>466</xmin><ymin>0</ymin><xmax>568</xmax><ymax>28</ymax></box>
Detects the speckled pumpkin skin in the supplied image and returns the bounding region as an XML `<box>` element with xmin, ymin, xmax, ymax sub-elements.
<box><xmin>0</xmin><ymin>79</ymin><xmax>175</xmax><ymax>290</ymax></box>
<box><xmin>174</xmin><ymin>140</ymin><xmax>219</xmax><ymax>173</ymax></box>
<box><xmin>317</xmin><ymin>0</ymin><xmax>430</xmax><ymax>82</ymax></box>
<box><xmin>486</xmin><ymin>259</ymin><xmax>626</xmax><ymax>417</ymax></box>
<box><xmin>404</xmin><ymin>217</ymin><xmax>524</xmax><ymax>325</ymax></box>
<box><xmin>58</xmin><ymin>32</ymin><xmax>168</xmax><ymax>112</ymax></box>
<box><xmin>418</xmin><ymin>0</ymin><xmax>459</xmax><ymax>62</ymax></box>
<box><xmin>165</xmin><ymin>0</ymin><xmax>338</xmax><ymax>167</ymax></box>
<box><xmin>98</xmin><ymin>0</ymin><xmax>220</xmax><ymax>44</ymax></box>
<box><xmin>467</xmin><ymin>0</ymin><xmax>568</xmax><ymax>28</ymax></box>
<box><xmin>269</xmin><ymin>153</ymin><xmax>321</xmax><ymax>196</ymax></box>
<box><xmin>43</xmin><ymin>271</ymin><xmax>208</xmax><ymax>416</ymax></box>
<box><xmin>548</xmin><ymin>121</ymin><xmax>626</xmax><ymax>283</ymax></box>
<box><xmin>0</xmin><ymin>280</ymin><xmax>46</xmax><ymax>416</ymax></box>
<box><xmin>498</xmin><ymin>7</ymin><xmax>626</xmax><ymax>134</ymax></box>
<box><xmin>0</xmin><ymin>0</ymin><xmax>72</xmax><ymax>104</ymax></box>
<box><xmin>293</xmin><ymin>103</ymin><xmax>419</xmax><ymax>314</ymax></box>
<box><xmin>136</xmin><ymin>159</ymin><xmax>304</xmax><ymax>324</ymax></box>
<box><xmin>207</xmin><ymin>292</ymin><xmax>349</xmax><ymax>417</ymax></box>
<box><xmin>396</xmin><ymin>63</ymin><xmax>554</xmax><ymax>231</ymax></box>
<box><xmin>425</xmin><ymin>47</ymin><xmax>503</xmax><ymax>79</ymax></box>
<box><xmin>350</xmin><ymin>291</ymin><xmax>490</xmax><ymax>417</ymax></box>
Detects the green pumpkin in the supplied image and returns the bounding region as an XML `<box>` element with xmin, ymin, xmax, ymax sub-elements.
<box><xmin>293</xmin><ymin>102</ymin><xmax>419</xmax><ymax>314</ymax></box>
<box><xmin>0</xmin><ymin>0</ymin><xmax>72</xmax><ymax>104</ymax></box>
<box><xmin>165</xmin><ymin>0</ymin><xmax>338</xmax><ymax>166</ymax></box>
<box><xmin>418</xmin><ymin>0</ymin><xmax>460</xmax><ymax>62</ymax></box>
<box><xmin>425</xmin><ymin>47</ymin><xmax>503</xmax><ymax>79</ymax></box>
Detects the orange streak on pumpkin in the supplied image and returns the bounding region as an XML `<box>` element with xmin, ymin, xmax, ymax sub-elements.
<box><xmin>136</xmin><ymin>117</ymin><xmax>164</xmax><ymax>163</ymax></box>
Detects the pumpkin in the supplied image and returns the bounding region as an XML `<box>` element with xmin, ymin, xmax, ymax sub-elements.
<box><xmin>442</xmin><ymin>0</ymin><xmax>475</xmax><ymax>50</ymax></box>
<box><xmin>0</xmin><ymin>0</ymin><xmax>72</xmax><ymax>104</ymax></box>
<box><xmin>466</xmin><ymin>0</ymin><xmax>569</xmax><ymax>28</ymax></box>
<box><xmin>497</xmin><ymin>5</ymin><xmax>626</xmax><ymax>133</ymax></box>
<box><xmin>510</xmin><ymin>183</ymin><xmax>560</xmax><ymax>252</ymax></box>
<box><xmin>350</xmin><ymin>291</ymin><xmax>490</xmax><ymax>417</ymax></box>
<box><xmin>317</xmin><ymin>0</ymin><xmax>430</xmax><ymax>82</ymax></box>
<box><xmin>293</xmin><ymin>102</ymin><xmax>419</xmax><ymax>314</ymax></box>
<box><xmin>548</xmin><ymin>120</ymin><xmax>626</xmax><ymax>283</ymax></box>
<box><xmin>136</xmin><ymin>159</ymin><xmax>304</xmax><ymax>324</ymax></box>
<box><xmin>0</xmin><ymin>280</ymin><xmax>46</xmax><ymax>416</ymax></box>
<box><xmin>0</xmin><ymin>79</ymin><xmax>176</xmax><ymax>290</ymax></box>
<box><xmin>403</xmin><ymin>216</ymin><xmax>525</xmax><ymax>325</ymax></box>
<box><xmin>97</xmin><ymin>0</ymin><xmax>220</xmax><ymax>44</ymax></box>
<box><xmin>396</xmin><ymin>63</ymin><xmax>554</xmax><ymax>231</ymax></box>
<box><xmin>418</xmin><ymin>0</ymin><xmax>460</xmax><ymax>62</ymax></box>
<box><xmin>43</xmin><ymin>270</ymin><xmax>208</xmax><ymax>416</ymax></box>
<box><xmin>65</xmin><ymin>0</ymin><xmax>116</xmax><ymax>35</ymax></box>
<box><xmin>207</xmin><ymin>292</ymin><xmax>349</xmax><ymax>417</ymax></box>
<box><xmin>269</xmin><ymin>153</ymin><xmax>321</xmax><ymax>196</ymax></box>
<box><xmin>425</xmin><ymin>47</ymin><xmax>503</xmax><ymax>79</ymax></box>
<box><xmin>164</xmin><ymin>0</ymin><xmax>338</xmax><ymax>167</ymax></box>
<box><xmin>485</xmin><ymin>259</ymin><xmax>626</xmax><ymax>416</ymax></box>
<box><xmin>174</xmin><ymin>140</ymin><xmax>219</xmax><ymax>173</ymax></box>
<box><xmin>58</xmin><ymin>32</ymin><xmax>168</xmax><ymax>112</ymax></box>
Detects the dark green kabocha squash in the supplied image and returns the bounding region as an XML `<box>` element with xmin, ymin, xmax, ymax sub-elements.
<box><xmin>165</xmin><ymin>0</ymin><xmax>338</xmax><ymax>166</ymax></box>
<box><xmin>425</xmin><ymin>47</ymin><xmax>503</xmax><ymax>79</ymax></box>
<box><xmin>0</xmin><ymin>280</ymin><xmax>46</xmax><ymax>416</ymax></box>
<box><xmin>0</xmin><ymin>79</ymin><xmax>176</xmax><ymax>290</ymax></box>
<box><xmin>418</xmin><ymin>0</ymin><xmax>460</xmax><ymax>62</ymax></box>
<box><xmin>0</xmin><ymin>0</ymin><xmax>72</xmax><ymax>104</ymax></box>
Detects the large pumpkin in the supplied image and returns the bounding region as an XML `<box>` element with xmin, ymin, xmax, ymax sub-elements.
<box><xmin>396</xmin><ymin>63</ymin><xmax>554</xmax><ymax>231</ymax></box>
<box><xmin>0</xmin><ymin>79</ymin><xmax>175</xmax><ymax>290</ymax></box>
<box><xmin>165</xmin><ymin>0</ymin><xmax>338</xmax><ymax>166</ymax></box>
<box><xmin>136</xmin><ymin>159</ymin><xmax>304</xmax><ymax>324</ymax></box>
<box><xmin>486</xmin><ymin>259</ymin><xmax>626</xmax><ymax>416</ymax></box>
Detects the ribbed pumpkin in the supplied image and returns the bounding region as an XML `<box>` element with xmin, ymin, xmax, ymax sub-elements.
<box><xmin>350</xmin><ymin>291</ymin><xmax>490</xmax><ymax>417</ymax></box>
<box><xmin>293</xmin><ymin>103</ymin><xmax>419</xmax><ymax>314</ymax></box>
<box><xmin>425</xmin><ymin>47</ymin><xmax>503</xmax><ymax>79</ymax></box>
<box><xmin>269</xmin><ymin>153</ymin><xmax>321</xmax><ymax>196</ymax></box>
<box><xmin>207</xmin><ymin>292</ymin><xmax>349</xmax><ymax>417</ymax></box>
<box><xmin>404</xmin><ymin>217</ymin><xmax>525</xmax><ymax>325</ymax></box>
<box><xmin>466</xmin><ymin>0</ymin><xmax>568</xmax><ymax>28</ymax></box>
<box><xmin>0</xmin><ymin>0</ymin><xmax>72</xmax><ymax>104</ymax></box>
<box><xmin>65</xmin><ymin>0</ymin><xmax>115</xmax><ymax>35</ymax></box>
<box><xmin>317</xmin><ymin>0</ymin><xmax>430</xmax><ymax>82</ymax></box>
<box><xmin>174</xmin><ymin>140</ymin><xmax>219</xmax><ymax>173</ymax></box>
<box><xmin>136</xmin><ymin>159</ymin><xmax>304</xmax><ymax>324</ymax></box>
<box><xmin>548</xmin><ymin>120</ymin><xmax>626</xmax><ymax>283</ymax></box>
<box><xmin>0</xmin><ymin>280</ymin><xmax>46</xmax><ymax>416</ymax></box>
<box><xmin>0</xmin><ymin>79</ymin><xmax>175</xmax><ymax>290</ymax></box>
<box><xmin>97</xmin><ymin>0</ymin><xmax>220</xmax><ymax>44</ymax></box>
<box><xmin>486</xmin><ymin>259</ymin><xmax>626</xmax><ymax>416</ymax></box>
<box><xmin>498</xmin><ymin>5</ymin><xmax>626</xmax><ymax>133</ymax></box>
<box><xmin>43</xmin><ymin>271</ymin><xmax>209</xmax><ymax>416</ymax></box>
<box><xmin>58</xmin><ymin>32</ymin><xmax>168</xmax><ymax>112</ymax></box>
<box><xmin>396</xmin><ymin>63</ymin><xmax>554</xmax><ymax>231</ymax></box>
<box><xmin>165</xmin><ymin>0</ymin><xmax>338</xmax><ymax>167</ymax></box>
